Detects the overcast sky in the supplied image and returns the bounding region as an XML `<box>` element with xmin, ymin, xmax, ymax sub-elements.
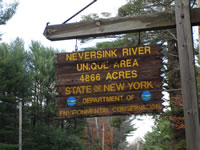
<box><xmin>1</xmin><ymin>0</ymin><xmax>127</xmax><ymax>51</ymax></box>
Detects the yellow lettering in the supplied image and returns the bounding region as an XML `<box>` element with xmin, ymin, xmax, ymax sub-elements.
<box><xmin>116</xmin><ymin>83</ymin><xmax>125</xmax><ymax>91</ymax></box>
<box><xmin>86</xmin><ymin>85</ymin><xmax>92</xmax><ymax>94</ymax></box>
<box><xmin>77</xmin><ymin>62</ymin><xmax>109</xmax><ymax>72</ymax></box>
<box><xmin>77</xmin><ymin>64</ymin><xmax>82</xmax><ymax>71</ymax></box>
<box><xmin>104</xmin><ymin>83</ymin><xmax>116</xmax><ymax>92</ymax></box>
<box><xmin>131</xmin><ymin>70</ymin><xmax>138</xmax><ymax>78</ymax></box>
<box><xmin>90</xmin><ymin>51</ymin><xmax>96</xmax><ymax>59</ymax></box>
<box><xmin>128</xmin><ymin>81</ymin><xmax>154</xmax><ymax>90</ymax></box>
<box><xmin>59</xmin><ymin>110</ymin><xmax>70</xmax><ymax>117</ymax></box>
<box><xmin>65</xmin><ymin>87</ymin><xmax>71</xmax><ymax>95</ymax></box>
<box><xmin>138</xmin><ymin>47</ymin><xmax>144</xmax><ymax>55</ymax></box>
<box><xmin>112</xmin><ymin>72</ymin><xmax>118</xmax><ymax>80</ymax></box>
<box><xmin>82</xmin><ymin>95</ymin><xmax>124</xmax><ymax>104</ymax></box>
<box><xmin>77</xmin><ymin>52</ymin><xmax>84</xmax><ymax>60</ymax></box>
<box><xmin>120</xmin><ymin>60</ymin><xmax>126</xmax><ymax>68</ymax></box>
<box><xmin>118</xmin><ymin>71</ymin><xmax>125</xmax><ymax>79</ymax></box>
<box><xmin>84</xmin><ymin>52</ymin><xmax>90</xmax><ymax>60</ymax></box>
<box><xmin>83</xmin><ymin>63</ymin><xmax>89</xmax><ymax>71</ymax></box>
<box><xmin>106</xmin><ymin>70</ymin><xmax>137</xmax><ymax>80</ymax></box>
<box><xmin>72</xmin><ymin>53</ymin><xmax>78</xmax><ymax>61</ymax></box>
<box><xmin>106</xmin><ymin>72</ymin><xmax>112</xmax><ymax>80</ymax></box>
<box><xmin>122</xmin><ymin>46</ymin><xmax>152</xmax><ymax>56</ymax></box>
<box><xmin>90</xmin><ymin>62</ymin><xmax>97</xmax><ymax>70</ymax></box>
<box><xmin>141</xmin><ymin>81</ymin><xmax>147</xmax><ymax>89</ymax></box>
<box><xmin>133</xmin><ymin>59</ymin><xmax>139</xmax><ymax>67</ymax></box>
<box><xmin>97</xmin><ymin>51</ymin><xmax>102</xmax><ymax>59</ymax></box>
<box><xmin>125</xmin><ymin>70</ymin><xmax>131</xmax><ymax>79</ymax></box>
<box><xmin>65</xmin><ymin>85</ymin><xmax>92</xmax><ymax>95</ymax></box>
<box><xmin>105</xmin><ymin>50</ymin><xmax>111</xmax><ymax>58</ymax></box>
<box><xmin>112</xmin><ymin>49</ymin><xmax>117</xmax><ymax>57</ymax></box>
<box><xmin>146</xmin><ymin>81</ymin><xmax>153</xmax><ymax>88</ymax></box>
<box><xmin>131</xmin><ymin>47</ymin><xmax>137</xmax><ymax>55</ymax></box>
<box><xmin>113</xmin><ymin>62</ymin><xmax>120</xmax><ymax>68</ymax></box>
<box><xmin>66</xmin><ymin>53</ymin><xmax>72</xmax><ymax>61</ymax></box>
<box><xmin>103</xmin><ymin>83</ymin><xmax>125</xmax><ymax>92</ymax></box>
<box><xmin>145</xmin><ymin>46</ymin><xmax>151</xmax><ymax>54</ymax></box>
<box><xmin>122</xmin><ymin>48</ymin><xmax>129</xmax><ymax>56</ymax></box>
<box><xmin>126</xmin><ymin>59</ymin><xmax>132</xmax><ymax>67</ymax></box>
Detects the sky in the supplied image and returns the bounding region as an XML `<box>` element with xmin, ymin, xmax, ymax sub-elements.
<box><xmin>1</xmin><ymin>0</ymin><xmax>127</xmax><ymax>51</ymax></box>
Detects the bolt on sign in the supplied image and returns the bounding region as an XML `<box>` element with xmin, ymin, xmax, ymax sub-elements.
<box><xmin>56</xmin><ymin>45</ymin><xmax>163</xmax><ymax>119</ymax></box>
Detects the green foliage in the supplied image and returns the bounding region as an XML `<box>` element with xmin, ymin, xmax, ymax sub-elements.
<box><xmin>111</xmin><ymin>116</ymin><xmax>136</xmax><ymax>150</ymax></box>
<box><xmin>0</xmin><ymin>39</ymin><xmax>88</xmax><ymax>150</ymax></box>
<box><xmin>80</xmin><ymin>12</ymin><xmax>111</xmax><ymax>22</ymax></box>
<box><xmin>0</xmin><ymin>143</ymin><xmax>18</xmax><ymax>150</ymax></box>
<box><xmin>0</xmin><ymin>38</ymin><xmax>31</xmax><ymax>150</ymax></box>
<box><xmin>23</xmin><ymin>123</ymin><xmax>87</xmax><ymax>150</ymax></box>
<box><xmin>142</xmin><ymin>118</ymin><xmax>172</xmax><ymax>150</ymax></box>
<box><xmin>0</xmin><ymin>38</ymin><xmax>31</xmax><ymax>96</ymax></box>
<box><xmin>118</xmin><ymin>0</ymin><xmax>174</xmax><ymax>17</ymax></box>
<box><xmin>81</xmin><ymin>13</ymin><xmax>99</xmax><ymax>22</ymax></box>
<box><xmin>0</xmin><ymin>0</ymin><xmax>18</xmax><ymax>25</ymax></box>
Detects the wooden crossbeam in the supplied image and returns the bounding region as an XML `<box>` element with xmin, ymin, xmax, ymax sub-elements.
<box><xmin>44</xmin><ymin>8</ymin><xmax>200</xmax><ymax>41</ymax></box>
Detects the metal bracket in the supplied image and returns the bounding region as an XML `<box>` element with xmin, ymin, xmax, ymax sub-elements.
<box><xmin>63</xmin><ymin>0</ymin><xmax>97</xmax><ymax>24</ymax></box>
<box><xmin>96</xmin><ymin>20</ymin><xmax>104</xmax><ymax>33</ymax></box>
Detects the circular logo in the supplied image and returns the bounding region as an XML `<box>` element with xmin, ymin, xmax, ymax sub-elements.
<box><xmin>67</xmin><ymin>96</ymin><xmax>76</xmax><ymax>106</ymax></box>
<box><xmin>141</xmin><ymin>91</ymin><xmax>152</xmax><ymax>101</ymax></box>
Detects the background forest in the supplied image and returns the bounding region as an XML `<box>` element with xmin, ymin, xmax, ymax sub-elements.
<box><xmin>0</xmin><ymin>0</ymin><xmax>199</xmax><ymax>150</ymax></box>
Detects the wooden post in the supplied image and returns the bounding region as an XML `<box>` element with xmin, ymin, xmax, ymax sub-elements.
<box><xmin>19</xmin><ymin>100</ymin><xmax>22</xmax><ymax>150</ymax></box>
<box><xmin>102</xmin><ymin>124</ymin><xmax>104</xmax><ymax>150</ymax></box>
<box><xmin>198</xmin><ymin>0</ymin><xmax>200</xmax><ymax>55</ymax></box>
<box><xmin>175</xmin><ymin>0</ymin><xmax>200</xmax><ymax>149</ymax></box>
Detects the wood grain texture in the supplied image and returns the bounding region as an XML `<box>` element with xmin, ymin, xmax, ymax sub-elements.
<box><xmin>56</xmin><ymin>68</ymin><xmax>162</xmax><ymax>86</ymax></box>
<box><xmin>175</xmin><ymin>0</ymin><xmax>200</xmax><ymax>149</ymax></box>
<box><xmin>56</xmin><ymin>45</ymin><xmax>162</xmax><ymax>86</ymax></box>
<box><xmin>56</xmin><ymin>90</ymin><xmax>163</xmax><ymax>107</ymax></box>
<box><xmin>56</xmin><ymin>45</ymin><xmax>161</xmax><ymax>64</ymax></box>
<box><xmin>44</xmin><ymin>8</ymin><xmax>200</xmax><ymax>41</ymax></box>
<box><xmin>56</xmin><ymin>79</ymin><xmax>162</xmax><ymax>96</ymax></box>
<box><xmin>57</xmin><ymin>102</ymin><xmax>163</xmax><ymax>119</ymax></box>
<box><xmin>56</xmin><ymin>57</ymin><xmax>162</xmax><ymax>75</ymax></box>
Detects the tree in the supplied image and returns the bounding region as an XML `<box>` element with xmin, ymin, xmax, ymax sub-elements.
<box><xmin>22</xmin><ymin>41</ymin><xmax>88</xmax><ymax>150</ymax></box>
<box><xmin>0</xmin><ymin>39</ymin><xmax>88</xmax><ymax>150</ymax></box>
<box><xmin>0</xmin><ymin>0</ymin><xmax>18</xmax><ymax>39</ymax></box>
<box><xmin>0</xmin><ymin>38</ymin><xmax>31</xmax><ymax>150</ymax></box>
<box><xmin>142</xmin><ymin>118</ymin><xmax>172</xmax><ymax>150</ymax></box>
<box><xmin>111</xmin><ymin>116</ymin><xmax>136</xmax><ymax>150</ymax></box>
<box><xmin>28</xmin><ymin>41</ymin><xmax>57</xmax><ymax>127</ymax></box>
<box><xmin>0</xmin><ymin>0</ymin><xmax>18</xmax><ymax>24</ymax></box>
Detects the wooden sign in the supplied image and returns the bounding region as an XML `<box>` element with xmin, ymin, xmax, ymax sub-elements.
<box><xmin>56</xmin><ymin>45</ymin><xmax>163</xmax><ymax>118</ymax></box>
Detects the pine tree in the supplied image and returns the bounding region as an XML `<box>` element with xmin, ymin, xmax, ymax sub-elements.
<box><xmin>22</xmin><ymin>41</ymin><xmax>88</xmax><ymax>150</ymax></box>
<box><xmin>0</xmin><ymin>0</ymin><xmax>18</xmax><ymax>39</ymax></box>
<box><xmin>0</xmin><ymin>38</ymin><xmax>31</xmax><ymax>150</ymax></box>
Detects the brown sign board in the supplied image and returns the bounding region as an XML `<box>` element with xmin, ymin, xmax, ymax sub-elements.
<box><xmin>57</xmin><ymin>102</ymin><xmax>163</xmax><ymax>119</ymax></box>
<box><xmin>56</xmin><ymin>45</ymin><xmax>163</xmax><ymax>118</ymax></box>
<box><xmin>57</xmin><ymin>90</ymin><xmax>162</xmax><ymax>107</ymax></box>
